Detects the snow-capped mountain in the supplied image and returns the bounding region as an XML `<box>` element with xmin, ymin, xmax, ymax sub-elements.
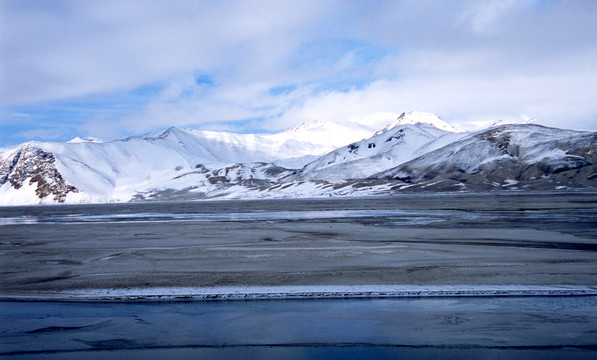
<box><xmin>295</xmin><ymin>112</ymin><xmax>466</xmax><ymax>181</ymax></box>
<box><xmin>374</xmin><ymin>111</ymin><xmax>461</xmax><ymax>133</ymax></box>
<box><xmin>371</xmin><ymin>124</ymin><xmax>597</xmax><ymax>191</ymax></box>
<box><xmin>0</xmin><ymin>118</ymin><xmax>379</xmax><ymax>204</ymax></box>
<box><xmin>1</xmin><ymin>112</ymin><xmax>595</xmax><ymax>205</ymax></box>
<box><xmin>142</xmin><ymin>121</ymin><xmax>376</xmax><ymax>167</ymax></box>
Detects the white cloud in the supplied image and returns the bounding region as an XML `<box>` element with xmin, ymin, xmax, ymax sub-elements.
<box><xmin>267</xmin><ymin>65</ymin><xmax>597</xmax><ymax>132</ymax></box>
<box><xmin>460</xmin><ymin>0</ymin><xmax>536</xmax><ymax>33</ymax></box>
<box><xmin>0</xmin><ymin>0</ymin><xmax>338</xmax><ymax>106</ymax></box>
<box><xmin>1</xmin><ymin>0</ymin><xmax>597</xmax><ymax>145</ymax></box>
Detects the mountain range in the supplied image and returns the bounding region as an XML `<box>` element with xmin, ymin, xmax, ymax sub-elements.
<box><xmin>1</xmin><ymin>111</ymin><xmax>595</xmax><ymax>205</ymax></box>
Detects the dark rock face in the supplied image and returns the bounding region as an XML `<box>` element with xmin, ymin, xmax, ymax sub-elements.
<box><xmin>263</xmin><ymin>165</ymin><xmax>290</xmax><ymax>177</ymax></box>
<box><xmin>0</xmin><ymin>145</ymin><xmax>78</xmax><ymax>202</ymax></box>
<box><xmin>371</xmin><ymin>125</ymin><xmax>597</xmax><ymax>191</ymax></box>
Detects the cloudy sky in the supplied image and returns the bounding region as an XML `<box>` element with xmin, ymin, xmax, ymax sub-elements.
<box><xmin>1</xmin><ymin>0</ymin><xmax>596</xmax><ymax>147</ymax></box>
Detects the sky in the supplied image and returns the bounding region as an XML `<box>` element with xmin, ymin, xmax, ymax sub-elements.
<box><xmin>1</xmin><ymin>0</ymin><xmax>597</xmax><ymax>148</ymax></box>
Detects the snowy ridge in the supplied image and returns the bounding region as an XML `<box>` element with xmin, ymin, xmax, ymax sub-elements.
<box><xmin>1</xmin><ymin>113</ymin><xmax>596</xmax><ymax>205</ymax></box>
<box><xmin>297</xmin><ymin>118</ymin><xmax>466</xmax><ymax>181</ymax></box>
<box><xmin>144</xmin><ymin>121</ymin><xmax>376</xmax><ymax>165</ymax></box>
<box><xmin>67</xmin><ymin>136</ymin><xmax>103</xmax><ymax>144</ymax></box>
<box><xmin>373</xmin><ymin>124</ymin><xmax>597</xmax><ymax>192</ymax></box>
<box><xmin>0</xmin><ymin>121</ymin><xmax>375</xmax><ymax>204</ymax></box>
<box><xmin>375</xmin><ymin>111</ymin><xmax>461</xmax><ymax>134</ymax></box>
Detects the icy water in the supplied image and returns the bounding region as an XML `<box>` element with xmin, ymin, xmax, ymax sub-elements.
<box><xmin>1</xmin><ymin>296</ymin><xmax>597</xmax><ymax>359</ymax></box>
<box><xmin>1</xmin><ymin>192</ymin><xmax>596</xmax><ymax>228</ymax></box>
<box><xmin>1</xmin><ymin>192</ymin><xmax>597</xmax><ymax>358</ymax></box>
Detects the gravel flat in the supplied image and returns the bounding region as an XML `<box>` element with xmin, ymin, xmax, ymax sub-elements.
<box><xmin>1</xmin><ymin>192</ymin><xmax>596</xmax><ymax>299</ymax></box>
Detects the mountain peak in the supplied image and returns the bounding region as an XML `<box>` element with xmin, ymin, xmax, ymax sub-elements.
<box><xmin>285</xmin><ymin>120</ymin><xmax>328</xmax><ymax>132</ymax></box>
<box><xmin>142</xmin><ymin>126</ymin><xmax>189</xmax><ymax>140</ymax></box>
<box><xmin>378</xmin><ymin>111</ymin><xmax>460</xmax><ymax>134</ymax></box>
<box><xmin>67</xmin><ymin>136</ymin><xmax>103</xmax><ymax>144</ymax></box>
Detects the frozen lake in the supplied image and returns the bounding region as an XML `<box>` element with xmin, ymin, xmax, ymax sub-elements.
<box><xmin>2</xmin><ymin>296</ymin><xmax>597</xmax><ymax>358</ymax></box>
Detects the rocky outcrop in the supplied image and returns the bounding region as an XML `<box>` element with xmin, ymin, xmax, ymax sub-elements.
<box><xmin>372</xmin><ymin>124</ymin><xmax>597</xmax><ymax>191</ymax></box>
<box><xmin>0</xmin><ymin>145</ymin><xmax>77</xmax><ymax>202</ymax></box>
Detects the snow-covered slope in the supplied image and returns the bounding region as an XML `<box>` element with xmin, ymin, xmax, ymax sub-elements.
<box><xmin>296</xmin><ymin>112</ymin><xmax>466</xmax><ymax>181</ymax></box>
<box><xmin>374</xmin><ymin>111</ymin><xmax>460</xmax><ymax>133</ymax></box>
<box><xmin>0</xmin><ymin>120</ymin><xmax>376</xmax><ymax>204</ymax></box>
<box><xmin>141</xmin><ymin>121</ymin><xmax>377</xmax><ymax>168</ymax></box>
<box><xmin>1</xmin><ymin>114</ymin><xmax>595</xmax><ymax>205</ymax></box>
<box><xmin>372</xmin><ymin>124</ymin><xmax>597</xmax><ymax>191</ymax></box>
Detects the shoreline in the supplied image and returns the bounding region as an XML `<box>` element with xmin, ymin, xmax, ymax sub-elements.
<box><xmin>3</xmin><ymin>285</ymin><xmax>597</xmax><ymax>302</ymax></box>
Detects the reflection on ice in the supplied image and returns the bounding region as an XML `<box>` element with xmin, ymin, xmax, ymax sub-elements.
<box><xmin>2</xmin><ymin>296</ymin><xmax>597</xmax><ymax>357</ymax></box>
<box><xmin>0</xmin><ymin>209</ymin><xmax>442</xmax><ymax>226</ymax></box>
<box><xmin>1</xmin><ymin>194</ymin><xmax>595</xmax><ymax>228</ymax></box>
<box><xmin>2</xmin><ymin>207</ymin><xmax>594</xmax><ymax>227</ymax></box>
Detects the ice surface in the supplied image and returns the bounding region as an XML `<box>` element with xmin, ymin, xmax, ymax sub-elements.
<box><xmin>51</xmin><ymin>284</ymin><xmax>597</xmax><ymax>301</ymax></box>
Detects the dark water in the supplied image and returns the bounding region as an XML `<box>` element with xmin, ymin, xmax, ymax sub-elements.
<box><xmin>2</xmin><ymin>296</ymin><xmax>596</xmax><ymax>359</ymax></box>
<box><xmin>2</xmin><ymin>192</ymin><xmax>596</xmax><ymax>227</ymax></box>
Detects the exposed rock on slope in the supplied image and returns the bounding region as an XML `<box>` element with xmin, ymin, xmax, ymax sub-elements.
<box><xmin>295</xmin><ymin>116</ymin><xmax>465</xmax><ymax>182</ymax></box>
<box><xmin>371</xmin><ymin>124</ymin><xmax>597</xmax><ymax>191</ymax></box>
<box><xmin>1</xmin><ymin>115</ymin><xmax>595</xmax><ymax>205</ymax></box>
<box><xmin>0</xmin><ymin>145</ymin><xmax>78</xmax><ymax>202</ymax></box>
